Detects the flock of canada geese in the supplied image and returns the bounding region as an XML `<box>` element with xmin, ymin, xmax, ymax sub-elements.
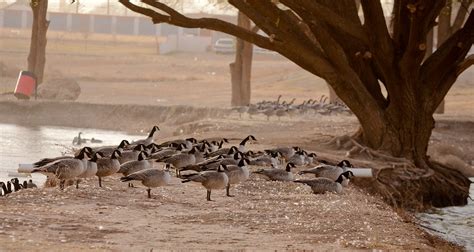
<box><xmin>234</xmin><ymin>95</ymin><xmax>352</xmax><ymax>120</ymax></box>
<box><xmin>1</xmin><ymin>126</ymin><xmax>355</xmax><ymax>200</ymax></box>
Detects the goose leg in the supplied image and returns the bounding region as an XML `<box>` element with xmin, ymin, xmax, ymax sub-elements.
<box><xmin>207</xmin><ymin>190</ymin><xmax>212</xmax><ymax>201</ymax></box>
<box><xmin>226</xmin><ymin>184</ymin><xmax>234</xmax><ymax>197</ymax></box>
<box><xmin>76</xmin><ymin>180</ymin><xmax>79</xmax><ymax>189</ymax></box>
<box><xmin>98</xmin><ymin>176</ymin><xmax>102</xmax><ymax>187</ymax></box>
<box><xmin>147</xmin><ymin>188</ymin><xmax>151</xmax><ymax>198</ymax></box>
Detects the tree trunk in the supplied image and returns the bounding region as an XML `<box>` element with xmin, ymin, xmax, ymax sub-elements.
<box><xmin>28</xmin><ymin>0</ymin><xmax>49</xmax><ymax>86</ymax></box>
<box><xmin>230</xmin><ymin>12</ymin><xmax>253</xmax><ymax>106</ymax></box>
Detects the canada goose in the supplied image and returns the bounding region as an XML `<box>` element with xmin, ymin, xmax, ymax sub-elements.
<box><xmin>95</xmin><ymin>140</ymin><xmax>130</xmax><ymax>157</ymax></box>
<box><xmin>6</xmin><ymin>181</ymin><xmax>12</xmax><ymax>194</ymax></box>
<box><xmin>263</xmin><ymin>108</ymin><xmax>276</xmax><ymax>121</ymax></box>
<box><xmin>238</xmin><ymin>135</ymin><xmax>257</xmax><ymax>152</ymax></box>
<box><xmin>304</xmin><ymin>153</ymin><xmax>318</xmax><ymax>165</ymax></box>
<box><xmin>90</xmin><ymin>138</ymin><xmax>103</xmax><ymax>143</ymax></box>
<box><xmin>206</xmin><ymin>145</ymin><xmax>239</xmax><ymax>158</ymax></box>
<box><xmin>249</xmin><ymin>151</ymin><xmax>281</xmax><ymax>167</ymax></box>
<box><xmin>265</xmin><ymin>146</ymin><xmax>300</xmax><ymax>160</ymax></box>
<box><xmin>132</xmin><ymin>125</ymin><xmax>160</xmax><ymax>146</ymax></box>
<box><xmin>96</xmin><ymin>150</ymin><xmax>122</xmax><ymax>187</ymax></box>
<box><xmin>163</xmin><ymin>147</ymin><xmax>197</xmax><ymax>176</ymax></box>
<box><xmin>247</xmin><ymin>104</ymin><xmax>259</xmax><ymax>119</ymax></box>
<box><xmin>181</xmin><ymin>164</ymin><xmax>229</xmax><ymax>201</ymax></box>
<box><xmin>33</xmin><ymin>147</ymin><xmax>93</xmax><ymax>168</ymax></box>
<box><xmin>72</xmin><ymin>132</ymin><xmax>87</xmax><ymax>145</ymax></box>
<box><xmin>294</xmin><ymin>171</ymin><xmax>354</xmax><ymax>194</ymax></box>
<box><xmin>298</xmin><ymin>160</ymin><xmax>353</xmax><ymax>181</ymax></box>
<box><xmin>287</xmin><ymin>150</ymin><xmax>306</xmax><ymax>166</ymax></box>
<box><xmin>119</xmin><ymin>144</ymin><xmax>146</xmax><ymax>164</ymax></box>
<box><xmin>179</xmin><ymin>152</ymin><xmax>242</xmax><ymax>174</ymax></box>
<box><xmin>76</xmin><ymin>152</ymin><xmax>104</xmax><ymax>189</ymax></box>
<box><xmin>118</xmin><ymin>151</ymin><xmax>151</xmax><ymax>187</ymax></box>
<box><xmin>223</xmin><ymin>159</ymin><xmax>250</xmax><ymax>197</ymax></box>
<box><xmin>148</xmin><ymin>143</ymin><xmax>186</xmax><ymax>161</ymax></box>
<box><xmin>156</xmin><ymin>138</ymin><xmax>197</xmax><ymax>150</ymax></box>
<box><xmin>275</xmin><ymin>108</ymin><xmax>289</xmax><ymax>120</ymax></box>
<box><xmin>11</xmin><ymin>178</ymin><xmax>22</xmax><ymax>191</ymax></box>
<box><xmin>254</xmin><ymin>163</ymin><xmax>296</xmax><ymax>181</ymax></box>
<box><xmin>27</xmin><ymin>179</ymin><xmax>37</xmax><ymax>189</ymax></box>
<box><xmin>22</xmin><ymin>180</ymin><xmax>27</xmax><ymax>189</ymax></box>
<box><xmin>32</xmin><ymin>153</ymin><xmax>87</xmax><ymax>190</ymax></box>
<box><xmin>233</xmin><ymin>106</ymin><xmax>249</xmax><ymax>118</ymax></box>
<box><xmin>120</xmin><ymin>164</ymin><xmax>172</xmax><ymax>198</ymax></box>
<box><xmin>0</xmin><ymin>182</ymin><xmax>5</xmax><ymax>196</ymax></box>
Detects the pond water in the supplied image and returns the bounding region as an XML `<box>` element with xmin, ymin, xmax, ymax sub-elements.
<box><xmin>0</xmin><ymin>123</ymin><xmax>143</xmax><ymax>184</ymax></box>
<box><xmin>0</xmin><ymin>123</ymin><xmax>472</xmax><ymax>250</ymax></box>
<box><xmin>417</xmin><ymin>179</ymin><xmax>474</xmax><ymax>251</ymax></box>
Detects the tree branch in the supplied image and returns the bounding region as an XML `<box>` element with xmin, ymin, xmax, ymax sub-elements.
<box><xmin>452</xmin><ymin>0</ymin><xmax>472</xmax><ymax>32</ymax></box>
<box><xmin>280</xmin><ymin>0</ymin><xmax>369</xmax><ymax>45</ymax></box>
<box><xmin>421</xmin><ymin>11</ymin><xmax>474</xmax><ymax>111</ymax></box>
<box><xmin>118</xmin><ymin>0</ymin><xmax>276</xmax><ymax>50</ymax></box>
<box><xmin>457</xmin><ymin>54</ymin><xmax>474</xmax><ymax>75</ymax></box>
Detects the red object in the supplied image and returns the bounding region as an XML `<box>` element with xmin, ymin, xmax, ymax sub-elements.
<box><xmin>14</xmin><ymin>71</ymin><xmax>37</xmax><ymax>100</ymax></box>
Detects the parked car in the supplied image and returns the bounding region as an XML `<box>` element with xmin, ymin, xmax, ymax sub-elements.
<box><xmin>214</xmin><ymin>38</ymin><xmax>236</xmax><ymax>54</ymax></box>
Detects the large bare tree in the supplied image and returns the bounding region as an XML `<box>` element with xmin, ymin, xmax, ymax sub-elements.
<box><xmin>119</xmin><ymin>0</ymin><xmax>473</xmax><ymax>206</ymax></box>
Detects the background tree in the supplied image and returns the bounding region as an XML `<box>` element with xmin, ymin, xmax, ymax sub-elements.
<box><xmin>120</xmin><ymin>0</ymin><xmax>473</xmax><ymax>206</ymax></box>
<box><xmin>28</xmin><ymin>0</ymin><xmax>49</xmax><ymax>85</ymax></box>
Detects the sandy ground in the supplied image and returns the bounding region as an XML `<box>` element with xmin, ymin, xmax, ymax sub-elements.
<box><xmin>0</xmin><ymin>171</ymin><xmax>443</xmax><ymax>251</ymax></box>
<box><xmin>0</xmin><ymin>41</ymin><xmax>473</xmax><ymax>250</ymax></box>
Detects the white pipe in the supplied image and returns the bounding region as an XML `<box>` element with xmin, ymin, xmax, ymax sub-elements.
<box><xmin>18</xmin><ymin>163</ymin><xmax>35</xmax><ymax>174</ymax></box>
<box><xmin>348</xmin><ymin>168</ymin><xmax>373</xmax><ymax>177</ymax></box>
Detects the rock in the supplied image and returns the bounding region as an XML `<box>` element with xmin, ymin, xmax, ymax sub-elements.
<box><xmin>37</xmin><ymin>78</ymin><xmax>81</xmax><ymax>101</ymax></box>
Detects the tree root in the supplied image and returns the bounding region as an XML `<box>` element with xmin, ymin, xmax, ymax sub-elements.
<box><xmin>325</xmin><ymin>134</ymin><xmax>410</xmax><ymax>163</ymax></box>
<box><xmin>325</xmin><ymin>135</ymin><xmax>471</xmax><ymax>210</ymax></box>
<box><xmin>354</xmin><ymin>162</ymin><xmax>471</xmax><ymax>211</ymax></box>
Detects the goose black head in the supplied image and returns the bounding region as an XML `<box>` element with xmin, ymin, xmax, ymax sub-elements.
<box><xmin>82</xmin><ymin>147</ymin><xmax>93</xmax><ymax>155</ymax></box>
<box><xmin>308</xmin><ymin>153</ymin><xmax>318</xmax><ymax>158</ymax></box>
<box><xmin>233</xmin><ymin>152</ymin><xmax>243</xmax><ymax>160</ymax></box>
<box><xmin>90</xmin><ymin>152</ymin><xmax>104</xmax><ymax>162</ymax></box>
<box><xmin>222</xmin><ymin>138</ymin><xmax>229</xmax><ymax>143</ymax></box>
<box><xmin>186</xmin><ymin>138</ymin><xmax>198</xmax><ymax>144</ymax></box>
<box><xmin>111</xmin><ymin>150</ymin><xmax>122</xmax><ymax>159</ymax></box>
<box><xmin>337</xmin><ymin>160</ymin><xmax>353</xmax><ymax>168</ymax></box>
<box><xmin>227</xmin><ymin>146</ymin><xmax>239</xmax><ymax>154</ymax></box>
<box><xmin>134</xmin><ymin>144</ymin><xmax>146</xmax><ymax>152</ymax></box>
<box><xmin>292</xmin><ymin>146</ymin><xmax>300</xmax><ymax>151</ymax></box>
<box><xmin>138</xmin><ymin>151</ymin><xmax>148</xmax><ymax>161</ymax></box>
<box><xmin>164</xmin><ymin>163</ymin><xmax>171</xmax><ymax>171</ymax></box>
<box><xmin>22</xmin><ymin>180</ymin><xmax>27</xmax><ymax>189</ymax></box>
<box><xmin>271</xmin><ymin>151</ymin><xmax>282</xmax><ymax>158</ymax></box>
<box><xmin>177</xmin><ymin>143</ymin><xmax>187</xmax><ymax>151</ymax></box>
<box><xmin>188</xmin><ymin>147</ymin><xmax>197</xmax><ymax>154</ymax></box>
<box><xmin>336</xmin><ymin>171</ymin><xmax>354</xmax><ymax>183</ymax></box>
<box><xmin>146</xmin><ymin>143</ymin><xmax>156</xmax><ymax>151</ymax></box>
<box><xmin>238</xmin><ymin>158</ymin><xmax>250</xmax><ymax>167</ymax></box>
<box><xmin>218</xmin><ymin>164</ymin><xmax>227</xmax><ymax>172</ymax></box>
<box><xmin>6</xmin><ymin>181</ymin><xmax>12</xmax><ymax>192</ymax></box>
<box><xmin>286</xmin><ymin>162</ymin><xmax>296</xmax><ymax>172</ymax></box>
<box><xmin>118</xmin><ymin>140</ymin><xmax>130</xmax><ymax>148</ymax></box>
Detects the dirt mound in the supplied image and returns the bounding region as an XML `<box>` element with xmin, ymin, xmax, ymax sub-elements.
<box><xmin>38</xmin><ymin>78</ymin><xmax>81</xmax><ymax>101</ymax></box>
<box><xmin>0</xmin><ymin>61</ymin><xmax>20</xmax><ymax>77</ymax></box>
